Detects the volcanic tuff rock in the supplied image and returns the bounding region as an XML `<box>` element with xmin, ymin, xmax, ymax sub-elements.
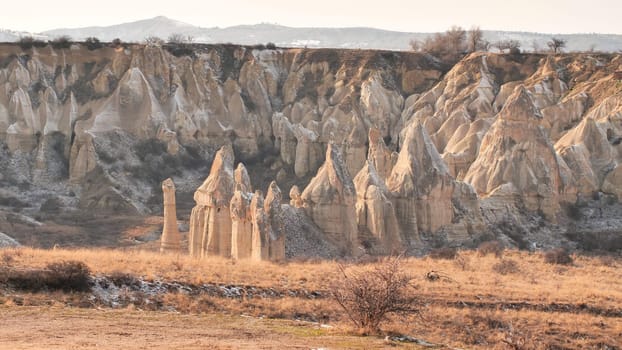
<box><xmin>2</xmin><ymin>42</ymin><xmax>622</xmax><ymax>255</ymax></box>
<box><xmin>300</xmin><ymin>144</ymin><xmax>358</xmax><ymax>251</ymax></box>
<box><xmin>160</xmin><ymin>178</ymin><xmax>181</xmax><ymax>253</ymax></box>
<box><xmin>464</xmin><ymin>86</ymin><xmax>575</xmax><ymax>219</ymax></box>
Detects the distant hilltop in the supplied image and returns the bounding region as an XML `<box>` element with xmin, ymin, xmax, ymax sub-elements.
<box><xmin>2</xmin><ymin>16</ymin><xmax>622</xmax><ymax>52</ymax></box>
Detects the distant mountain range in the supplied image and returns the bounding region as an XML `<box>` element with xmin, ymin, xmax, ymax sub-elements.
<box><xmin>2</xmin><ymin>16</ymin><xmax>622</xmax><ymax>52</ymax></box>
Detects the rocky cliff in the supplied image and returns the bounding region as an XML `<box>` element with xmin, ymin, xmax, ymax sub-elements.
<box><xmin>1</xmin><ymin>42</ymin><xmax>622</xmax><ymax>255</ymax></box>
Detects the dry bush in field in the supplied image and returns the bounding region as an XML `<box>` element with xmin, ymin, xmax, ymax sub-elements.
<box><xmin>330</xmin><ymin>255</ymin><xmax>420</xmax><ymax>334</ymax></box>
<box><xmin>0</xmin><ymin>260</ymin><xmax>91</xmax><ymax>292</ymax></box>
<box><xmin>544</xmin><ymin>248</ymin><xmax>573</xmax><ymax>265</ymax></box>
<box><xmin>478</xmin><ymin>240</ymin><xmax>504</xmax><ymax>258</ymax></box>
<box><xmin>492</xmin><ymin>259</ymin><xmax>520</xmax><ymax>275</ymax></box>
<box><xmin>429</xmin><ymin>247</ymin><xmax>457</xmax><ymax>260</ymax></box>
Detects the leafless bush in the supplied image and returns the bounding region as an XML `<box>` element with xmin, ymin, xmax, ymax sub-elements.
<box><xmin>544</xmin><ymin>248</ymin><xmax>573</xmax><ymax>265</ymax></box>
<box><xmin>16</xmin><ymin>36</ymin><xmax>47</xmax><ymax>50</ymax></box>
<box><xmin>45</xmin><ymin>261</ymin><xmax>91</xmax><ymax>291</ymax></box>
<box><xmin>478</xmin><ymin>240</ymin><xmax>504</xmax><ymax>258</ymax></box>
<box><xmin>50</xmin><ymin>36</ymin><xmax>72</xmax><ymax>49</ymax></box>
<box><xmin>0</xmin><ymin>260</ymin><xmax>91</xmax><ymax>292</ymax></box>
<box><xmin>144</xmin><ymin>36</ymin><xmax>165</xmax><ymax>46</ymax></box>
<box><xmin>330</xmin><ymin>255</ymin><xmax>420</xmax><ymax>334</ymax></box>
<box><xmin>548</xmin><ymin>37</ymin><xmax>567</xmax><ymax>54</ymax></box>
<box><xmin>492</xmin><ymin>259</ymin><xmax>520</xmax><ymax>275</ymax></box>
<box><xmin>411</xmin><ymin>26</ymin><xmax>467</xmax><ymax>65</ymax></box>
<box><xmin>429</xmin><ymin>247</ymin><xmax>458</xmax><ymax>260</ymax></box>
<box><xmin>84</xmin><ymin>37</ymin><xmax>103</xmax><ymax>50</ymax></box>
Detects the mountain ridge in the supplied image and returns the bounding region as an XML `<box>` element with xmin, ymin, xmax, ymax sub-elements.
<box><xmin>1</xmin><ymin>16</ymin><xmax>620</xmax><ymax>52</ymax></box>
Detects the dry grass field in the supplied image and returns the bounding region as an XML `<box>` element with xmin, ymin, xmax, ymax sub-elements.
<box><xmin>1</xmin><ymin>247</ymin><xmax>622</xmax><ymax>349</ymax></box>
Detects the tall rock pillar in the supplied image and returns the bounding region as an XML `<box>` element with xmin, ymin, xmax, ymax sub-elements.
<box><xmin>160</xmin><ymin>178</ymin><xmax>181</xmax><ymax>253</ymax></box>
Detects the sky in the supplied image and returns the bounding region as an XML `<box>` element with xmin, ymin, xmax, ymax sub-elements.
<box><xmin>2</xmin><ymin>0</ymin><xmax>622</xmax><ymax>34</ymax></box>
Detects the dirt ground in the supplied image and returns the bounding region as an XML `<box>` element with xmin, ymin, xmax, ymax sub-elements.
<box><xmin>0</xmin><ymin>306</ymin><xmax>423</xmax><ymax>350</ymax></box>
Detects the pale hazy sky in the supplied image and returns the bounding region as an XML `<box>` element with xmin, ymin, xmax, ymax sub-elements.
<box><xmin>2</xmin><ymin>0</ymin><xmax>621</xmax><ymax>34</ymax></box>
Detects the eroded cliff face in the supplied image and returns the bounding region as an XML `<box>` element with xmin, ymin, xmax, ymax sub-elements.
<box><xmin>1</xmin><ymin>42</ymin><xmax>622</xmax><ymax>255</ymax></box>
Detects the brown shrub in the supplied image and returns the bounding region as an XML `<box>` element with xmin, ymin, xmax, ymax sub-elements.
<box><xmin>330</xmin><ymin>256</ymin><xmax>420</xmax><ymax>334</ymax></box>
<box><xmin>544</xmin><ymin>249</ymin><xmax>573</xmax><ymax>265</ymax></box>
<box><xmin>0</xmin><ymin>260</ymin><xmax>91</xmax><ymax>292</ymax></box>
<box><xmin>492</xmin><ymin>259</ymin><xmax>520</xmax><ymax>275</ymax></box>
<box><xmin>478</xmin><ymin>241</ymin><xmax>504</xmax><ymax>258</ymax></box>
<box><xmin>45</xmin><ymin>261</ymin><xmax>91</xmax><ymax>292</ymax></box>
<box><xmin>429</xmin><ymin>247</ymin><xmax>458</xmax><ymax>260</ymax></box>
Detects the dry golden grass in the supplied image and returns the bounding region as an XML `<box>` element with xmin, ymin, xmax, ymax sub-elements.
<box><xmin>3</xmin><ymin>247</ymin><xmax>621</xmax><ymax>308</ymax></box>
<box><xmin>2</xmin><ymin>247</ymin><xmax>622</xmax><ymax>349</ymax></box>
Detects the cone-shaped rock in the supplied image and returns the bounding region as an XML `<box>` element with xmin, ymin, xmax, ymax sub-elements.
<box><xmin>387</xmin><ymin>123</ymin><xmax>454</xmax><ymax>237</ymax></box>
<box><xmin>188</xmin><ymin>144</ymin><xmax>235</xmax><ymax>257</ymax></box>
<box><xmin>250</xmin><ymin>190</ymin><xmax>270</xmax><ymax>261</ymax></box>
<box><xmin>301</xmin><ymin>144</ymin><xmax>358</xmax><ymax>251</ymax></box>
<box><xmin>464</xmin><ymin>86</ymin><xmax>574</xmax><ymax>218</ymax></box>
<box><xmin>367</xmin><ymin>127</ymin><xmax>395</xmax><ymax>181</ymax></box>
<box><xmin>354</xmin><ymin>161</ymin><xmax>401</xmax><ymax>253</ymax></box>
<box><xmin>230</xmin><ymin>190</ymin><xmax>252</xmax><ymax>259</ymax></box>
<box><xmin>265</xmin><ymin>181</ymin><xmax>285</xmax><ymax>261</ymax></box>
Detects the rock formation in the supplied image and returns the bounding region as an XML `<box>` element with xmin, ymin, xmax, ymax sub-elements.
<box><xmin>189</xmin><ymin>145</ymin><xmax>235</xmax><ymax>257</ymax></box>
<box><xmin>2</xmin><ymin>43</ymin><xmax>622</xmax><ymax>255</ymax></box>
<box><xmin>464</xmin><ymin>86</ymin><xmax>575</xmax><ymax>219</ymax></box>
<box><xmin>160</xmin><ymin>178</ymin><xmax>181</xmax><ymax>253</ymax></box>
<box><xmin>301</xmin><ymin>144</ymin><xmax>358</xmax><ymax>252</ymax></box>
<box><xmin>354</xmin><ymin>160</ymin><xmax>401</xmax><ymax>253</ymax></box>
<box><xmin>264</xmin><ymin>181</ymin><xmax>285</xmax><ymax>260</ymax></box>
<box><xmin>387</xmin><ymin>123</ymin><xmax>455</xmax><ymax>238</ymax></box>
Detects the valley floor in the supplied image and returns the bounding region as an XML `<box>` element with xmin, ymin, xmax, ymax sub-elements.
<box><xmin>0</xmin><ymin>306</ymin><xmax>410</xmax><ymax>350</ymax></box>
<box><xmin>1</xmin><ymin>248</ymin><xmax>621</xmax><ymax>349</ymax></box>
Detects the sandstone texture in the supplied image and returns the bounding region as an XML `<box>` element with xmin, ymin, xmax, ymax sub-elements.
<box><xmin>2</xmin><ymin>43</ymin><xmax>622</xmax><ymax>256</ymax></box>
<box><xmin>160</xmin><ymin>178</ymin><xmax>181</xmax><ymax>253</ymax></box>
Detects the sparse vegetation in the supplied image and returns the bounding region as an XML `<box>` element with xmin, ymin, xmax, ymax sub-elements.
<box><xmin>411</xmin><ymin>26</ymin><xmax>468</xmax><ymax>66</ymax></box>
<box><xmin>330</xmin><ymin>256</ymin><xmax>419</xmax><ymax>334</ymax></box>
<box><xmin>478</xmin><ymin>240</ymin><xmax>504</xmax><ymax>258</ymax></box>
<box><xmin>84</xmin><ymin>37</ymin><xmax>103</xmax><ymax>50</ymax></box>
<box><xmin>548</xmin><ymin>37</ymin><xmax>567</xmax><ymax>54</ymax></box>
<box><xmin>144</xmin><ymin>36</ymin><xmax>165</xmax><ymax>46</ymax></box>
<box><xmin>50</xmin><ymin>35</ymin><xmax>73</xmax><ymax>49</ymax></box>
<box><xmin>16</xmin><ymin>36</ymin><xmax>47</xmax><ymax>50</ymax></box>
<box><xmin>544</xmin><ymin>248</ymin><xmax>573</xmax><ymax>265</ymax></box>
<box><xmin>429</xmin><ymin>247</ymin><xmax>458</xmax><ymax>260</ymax></box>
<box><xmin>492</xmin><ymin>259</ymin><xmax>520</xmax><ymax>275</ymax></box>
<box><xmin>0</xmin><ymin>247</ymin><xmax>621</xmax><ymax>349</ymax></box>
<box><xmin>0</xmin><ymin>259</ymin><xmax>91</xmax><ymax>292</ymax></box>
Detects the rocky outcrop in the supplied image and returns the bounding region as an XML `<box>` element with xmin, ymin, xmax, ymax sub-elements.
<box><xmin>387</xmin><ymin>124</ymin><xmax>454</xmax><ymax>237</ymax></box>
<box><xmin>3</xmin><ymin>43</ymin><xmax>622</xmax><ymax>256</ymax></box>
<box><xmin>160</xmin><ymin>178</ymin><xmax>181</xmax><ymax>253</ymax></box>
<box><xmin>354</xmin><ymin>160</ymin><xmax>401</xmax><ymax>253</ymax></box>
<box><xmin>301</xmin><ymin>144</ymin><xmax>358</xmax><ymax>251</ymax></box>
<box><xmin>264</xmin><ymin>181</ymin><xmax>285</xmax><ymax>261</ymax></box>
<box><xmin>188</xmin><ymin>145</ymin><xmax>235</xmax><ymax>257</ymax></box>
<box><xmin>464</xmin><ymin>87</ymin><xmax>575</xmax><ymax>218</ymax></box>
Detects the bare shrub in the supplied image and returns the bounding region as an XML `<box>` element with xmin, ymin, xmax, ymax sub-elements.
<box><xmin>598</xmin><ymin>255</ymin><xmax>617</xmax><ymax>267</ymax></box>
<box><xmin>492</xmin><ymin>259</ymin><xmax>520</xmax><ymax>275</ymax></box>
<box><xmin>45</xmin><ymin>261</ymin><xmax>91</xmax><ymax>291</ymax></box>
<box><xmin>478</xmin><ymin>241</ymin><xmax>504</xmax><ymax>258</ymax></box>
<box><xmin>144</xmin><ymin>36</ymin><xmax>164</xmax><ymax>46</ymax></box>
<box><xmin>330</xmin><ymin>255</ymin><xmax>420</xmax><ymax>334</ymax></box>
<box><xmin>84</xmin><ymin>37</ymin><xmax>103</xmax><ymax>50</ymax></box>
<box><xmin>429</xmin><ymin>247</ymin><xmax>457</xmax><ymax>260</ymax></box>
<box><xmin>50</xmin><ymin>36</ymin><xmax>72</xmax><ymax>50</ymax></box>
<box><xmin>544</xmin><ymin>248</ymin><xmax>573</xmax><ymax>265</ymax></box>
<box><xmin>548</xmin><ymin>37</ymin><xmax>567</xmax><ymax>54</ymax></box>
<box><xmin>0</xmin><ymin>260</ymin><xmax>90</xmax><ymax>292</ymax></box>
<box><xmin>411</xmin><ymin>26</ymin><xmax>467</xmax><ymax>65</ymax></box>
<box><xmin>17</xmin><ymin>36</ymin><xmax>47</xmax><ymax>50</ymax></box>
